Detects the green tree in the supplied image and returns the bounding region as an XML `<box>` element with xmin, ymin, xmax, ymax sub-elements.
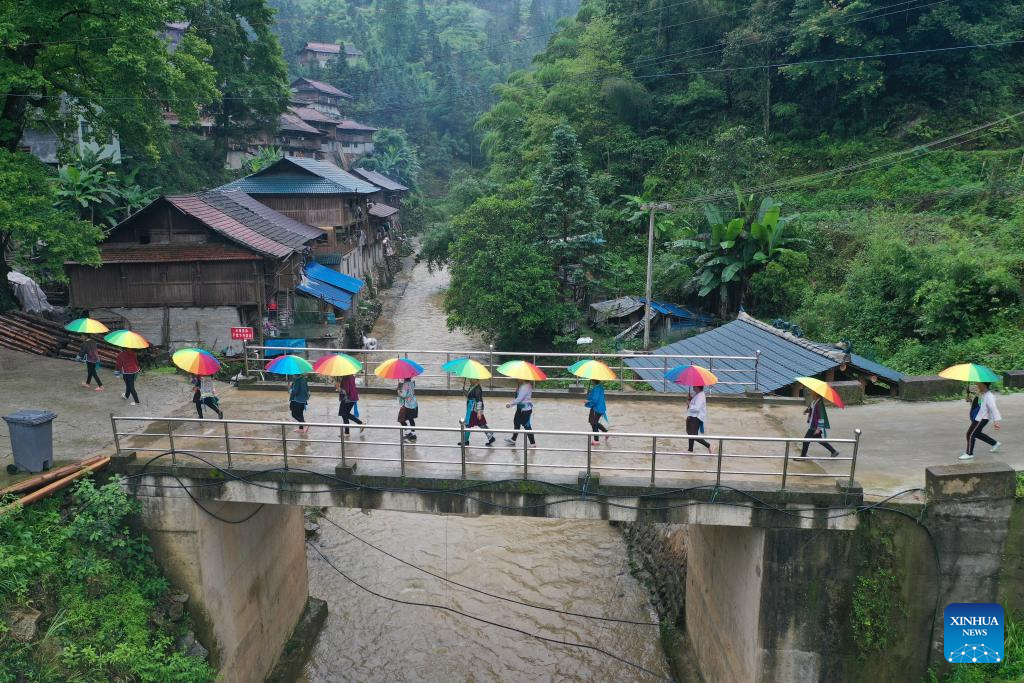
<box><xmin>356</xmin><ymin>128</ymin><xmax>422</xmax><ymax>188</ymax></box>
<box><xmin>54</xmin><ymin>148</ymin><xmax>159</xmax><ymax>227</ymax></box>
<box><xmin>0</xmin><ymin>151</ymin><xmax>102</xmax><ymax>310</ymax></box>
<box><xmin>445</xmin><ymin>197</ymin><xmax>568</xmax><ymax>347</ymax></box>
<box><xmin>0</xmin><ymin>0</ymin><xmax>219</xmax><ymax>158</ymax></box>
<box><xmin>530</xmin><ymin>123</ymin><xmax>601</xmax><ymax>272</ymax></box>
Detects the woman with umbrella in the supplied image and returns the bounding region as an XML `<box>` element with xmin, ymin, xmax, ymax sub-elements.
<box><xmin>265</xmin><ymin>355</ymin><xmax>314</xmax><ymax>433</ymax></box>
<box><xmin>173</xmin><ymin>349</ymin><xmax>223</xmax><ymax>419</ymax></box>
<box><xmin>668</xmin><ymin>365</ymin><xmax>718</xmax><ymax>455</ymax></box>
<box><xmin>443</xmin><ymin>358</ymin><xmax>495</xmax><ymax>447</ymax></box>
<box><xmin>498</xmin><ymin>361</ymin><xmax>546</xmax><ymax>448</ymax></box>
<box><xmin>940</xmin><ymin>364</ymin><xmax>1004</xmax><ymax>460</ymax></box>
<box><xmin>375</xmin><ymin>358</ymin><xmax>424</xmax><ymax>443</ymax></box>
<box><xmin>67</xmin><ymin>318</ymin><xmax>108</xmax><ymax>391</ymax></box>
<box><xmin>571</xmin><ymin>360</ymin><xmax>616</xmax><ymax>445</ymax></box>
<box><xmin>796</xmin><ymin>377</ymin><xmax>842</xmax><ymax>458</ymax></box>
<box><xmin>314</xmin><ymin>354</ymin><xmax>365</xmax><ymax>438</ymax></box>
<box><xmin>106</xmin><ymin>330</ymin><xmax>149</xmax><ymax>406</ymax></box>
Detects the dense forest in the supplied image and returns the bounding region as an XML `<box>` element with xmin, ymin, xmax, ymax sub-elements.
<box><xmin>423</xmin><ymin>0</ymin><xmax>1024</xmax><ymax>373</ymax></box>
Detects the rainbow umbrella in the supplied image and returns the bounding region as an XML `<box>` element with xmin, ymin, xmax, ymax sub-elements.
<box><xmin>313</xmin><ymin>353</ymin><xmax>363</xmax><ymax>377</ymax></box>
<box><xmin>172</xmin><ymin>348</ymin><xmax>221</xmax><ymax>376</ymax></box>
<box><xmin>568</xmin><ymin>359</ymin><xmax>617</xmax><ymax>381</ymax></box>
<box><xmin>104</xmin><ymin>329</ymin><xmax>151</xmax><ymax>349</ymax></box>
<box><xmin>938</xmin><ymin>363</ymin><xmax>999</xmax><ymax>384</ymax></box>
<box><xmin>65</xmin><ymin>318</ymin><xmax>109</xmax><ymax>334</ymax></box>
<box><xmin>374</xmin><ymin>357</ymin><xmax>424</xmax><ymax>380</ymax></box>
<box><xmin>496</xmin><ymin>360</ymin><xmax>548</xmax><ymax>381</ymax></box>
<box><xmin>796</xmin><ymin>377</ymin><xmax>845</xmax><ymax>409</ymax></box>
<box><xmin>667</xmin><ymin>364</ymin><xmax>718</xmax><ymax>387</ymax></box>
<box><xmin>265</xmin><ymin>354</ymin><xmax>313</xmax><ymax>375</ymax></box>
<box><xmin>441</xmin><ymin>357</ymin><xmax>492</xmax><ymax>380</ymax></box>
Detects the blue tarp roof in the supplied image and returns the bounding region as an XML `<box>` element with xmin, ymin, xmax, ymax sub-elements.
<box><xmin>298</xmin><ymin>279</ymin><xmax>353</xmax><ymax>311</ymax></box>
<box><xmin>626</xmin><ymin>314</ymin><xmax>904</xmax><ymax>394</ymax></box>
<box><xmin>305</xmin><ymin>262</ymin><xmax>364</xmax><ymax>294</ymax></box>
<box><xmin>639</xmin><ymin>298</ymin><xmax>714</xmax><ymax>322</ymax></box>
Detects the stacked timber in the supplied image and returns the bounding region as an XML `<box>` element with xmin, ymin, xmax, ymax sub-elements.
<box><xmin>0</xmin><ymin>312</ymin><xmax>118</xmax><ymax>366</ymax></box>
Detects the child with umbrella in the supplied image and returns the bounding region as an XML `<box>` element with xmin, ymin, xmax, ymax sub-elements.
<box><xmin>796</xmin><ymin>377</ymin><xmax>842</xmax><ymax>458</ymax></box>
<box><xmin>173</xmin><ymin>349</ymin><xmax>223</xmax><ymax>419</ymax></box>
<box><xmin>496</xmin><ymin>361</ymin><xmax>547</xmax><ymax>448</ymax></box>
<box><xmin>314</xmin><ymin>354</ymin><xmax>366</xmax><ymax>437</ymax></box>
<box><xmin>67</xmin><ymin>317</ymin><xmax>108</xmax><ymax>392</ymax></box>
<box><xmin>940</xmin><ymin>364</ymin><xmax>1004</xmax><ymax>460</ymax></box>
<box><xmin>264</xmin><ymin>355</ymin><xmax>314</xmax><ymax>434</ymax></box>
<box><xmin>571</xmin><ymin>360</ymin><xmax>616</xmax><ymax>445</ymax></box>
<box><xmin>442</xmin><ymin>358</ymin><xmax>496</xmax><ymax>446</ymax></box>
<box><xmin>667</xmin><ymin>365</ymin><xmax>718</xmax><ymax>455</ymax></box>
<box><xmin>374</xmin><ymin>358</ymin><xmax>425</xmax><ymax>443</ymax></box>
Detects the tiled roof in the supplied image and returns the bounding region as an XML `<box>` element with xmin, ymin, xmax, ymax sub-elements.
<box><xmin>289</xmin><ymin>106</ymin><xmax>340</xmax><ymax>124</ymax></box>
<box><xmin>199</xmin><ymin>189</ymin><xmax>323</xmax><ymax>247</ymax></box>
<box><xmin>97</xmin><ymin>243</ymin><xmax>260</xmax><ymax>263</ymax></box>
<box><xmin>625</xmin><ymin>312</ymin><xmax>902</xmax><ymax>394</ymax></box>
<box><xmin>350</xmin><ymin>168</ymin><xmax>408</xmax><ymax>192</ymax></box>
<box><xmin>343</xmin><ymin>43</ymin><xmax>363</xmax><ymax>57</ymax></box>
<box><xmin>336</xmin><ymin>119</ymin><xmax>377</xmax><ymax>132</ymax></box>
<box><xmin>290</xmin><ymin>77</ymin><xmax>352</xmax><ymax>99</ymax></box>
<box><xmin>368</xmin><ymin>202</ymin><xmax>398</xmax><ymax>218</ymax></box>
<box><xmin>303</xmin><ymin>41</ymin><xmax>341</xmax><ymax>54</ymax></box>
<box><xmin>279</xmin><ymin>112</ymin><xmax>322</xmax><ymax>135</ymax></box>
<box><xmin>220</xmin><ymin>157</ymin><xmax>379</xmax><ymax>195</ymax></box>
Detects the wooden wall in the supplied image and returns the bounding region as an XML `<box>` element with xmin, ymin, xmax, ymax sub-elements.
<box><xmin>69</xmin><ymin>261</ymin><xmax>263</xmax><ymax>309</ymax></box>
<box><xmin>251</xmin><ymin>194</ymin><xmax>365</xmax><ymax>229</ymax></box>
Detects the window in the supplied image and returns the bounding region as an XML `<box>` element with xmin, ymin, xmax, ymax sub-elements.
<box><xmin>138</xmin><ymin>227</ymin><xmax>151</xmax><ymax>245</ymax></box>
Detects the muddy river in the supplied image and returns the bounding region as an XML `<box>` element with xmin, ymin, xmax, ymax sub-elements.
<box><xmin>302</xmin><ymin>259</ymin><xmax>670</xmax><ymax>681</ymax></box>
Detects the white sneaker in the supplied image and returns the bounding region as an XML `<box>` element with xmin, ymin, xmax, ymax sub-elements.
<box><xmin>990</xmin><ymin>442</ymin><xmax>1002</xmax><ymax>453</ymax></box>
<box><xmin>958</xmin><ymin>452</ymin><xmax>974</xmax><ymax>461</ymax></box>
<box><xmin>130</xmin><ymin>402</ymin><xmax>138</xmax><ymax>406</ymax></box>
<box><xmin>504</xmin><ymin>437</ymin><xmax>515</xmax><ymax>446</ymax></box>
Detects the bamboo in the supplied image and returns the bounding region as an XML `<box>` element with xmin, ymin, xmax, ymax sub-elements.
<box><xmin>0</xmin><ymin>458</ymin><xmax>110</xmax><ymax>512</ymax></box>
<box><xmin>0</xmin><ymin>456</ymin><xmax>106</xmax><ymax>496</ymax></box>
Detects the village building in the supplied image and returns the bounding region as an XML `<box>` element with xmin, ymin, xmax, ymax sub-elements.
<box><xmin>218</xmin><ymin>157</ymin><xmax>386</xmax><ymax>283</ymax></box>
<box><xmin>65</xmin><ymin>189</ymin><xmax>324</xmax><ymax>352</ymax></box>
<box><xmin>290</xmin><ymin>77</ymin><xmax>352</xmax><ymax>118</ymax></box>
<box><xmin>297</xmin><ymin>41</ymin><xmax>363</xmax><ymax>68</ymax></box>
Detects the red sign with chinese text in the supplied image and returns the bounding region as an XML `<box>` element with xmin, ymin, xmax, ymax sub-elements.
<box><xmin>231</xmin><ymin>327</ymin><xmax>254</xmax><ymax>341</ymax></box>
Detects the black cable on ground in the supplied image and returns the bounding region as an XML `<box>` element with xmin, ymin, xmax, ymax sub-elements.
<box><xmin>316</xmin><ymin>512</ymin><xmax>660</xmax><ymax>627</ymax></box>
<box><xmin>306</xmin><ymin>540</ymin><xmax>674</xmax><ymax>683</ymax></box>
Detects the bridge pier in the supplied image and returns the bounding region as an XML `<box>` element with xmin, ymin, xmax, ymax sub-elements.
<box><xmin>138</xmin><ymin>491</ymin><xmax>309</xmax><ymax>682</ymax></box>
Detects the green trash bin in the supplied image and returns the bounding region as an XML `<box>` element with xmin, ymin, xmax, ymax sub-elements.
<box><xmin>4</xmin><ymin>410</ymin><xmax>57</xmax><ymax>474</ymax></box>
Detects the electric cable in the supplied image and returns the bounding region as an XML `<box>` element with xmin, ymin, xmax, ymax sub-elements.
<box><xmin>316</xmin><ymin>512</ymin><xmax>661</xmax><ymax>626</ymax></box>
<box><xmin>306</xmin><ymin>540</ymin><xmax>675</xmax><ymax>682</ymax></box>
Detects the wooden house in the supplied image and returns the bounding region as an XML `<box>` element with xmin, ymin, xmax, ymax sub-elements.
<box><xmin>290</xmin><ymin>78</ymin><xmax>352</xmax><ymax>118</ymax></box>
<box><xmin>66</xmin><ymin>189</ymin><xmax>323</xmax><ymax>348</ymax></box>
<box><xmin>219</xmin><ymin>157</ymin><xmax>386</xmax><ymax>281</ymax></box>
<box><xmin>297</xmin><ymin>41</ymin><xmax>363</xmax><ymax>68</ymax></box>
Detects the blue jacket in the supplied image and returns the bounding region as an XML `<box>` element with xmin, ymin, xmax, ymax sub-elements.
<box><xmin>289</xmin><ymin>377</ymin><xmax>310</xmax><ymax>404</ymax></box>
<box><xmin>585</xmin><ymin>384</ymin><xmax>607</xmax><ymax>416</ymax></box>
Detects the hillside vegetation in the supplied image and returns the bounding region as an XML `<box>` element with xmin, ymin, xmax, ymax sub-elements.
<box><xmin>424</xmin><ymin>0</ymin><xmax>1024</xmax><ymax>372</ymax></box>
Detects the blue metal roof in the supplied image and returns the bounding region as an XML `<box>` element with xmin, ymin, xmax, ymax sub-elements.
<box><xmin>220</xmin><ymin>157</ymin><xmax>380</xmax><ymax>195</ymax></box>
<box><xmin>639</xmin><ymin>298</ymin><xmax>714</xmax><ymax>323</ymax></box>
<box><xmin>305</xmin><ymin>262</ymin><xmax>364</xmax><ymax>294</ymax></box>
<box><xmin>850</xmin><ymin>353</ymin><xmax>905</xmax><ymax>384</ymax></box>
<box><xmin>297</xmin><ymin>279</ymin><xmax>353</xmax><ymax>311</ymax></box>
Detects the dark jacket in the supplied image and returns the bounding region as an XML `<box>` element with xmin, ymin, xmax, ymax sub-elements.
<box><xmin>289</xmin><ymin>377</ymin><xmax>310</xmax><ymax>404</ymax></box>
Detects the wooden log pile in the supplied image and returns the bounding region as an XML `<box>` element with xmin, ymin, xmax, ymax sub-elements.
<box><xmin>0</xmin><ymin>312</ymin><xmax>118</xmax><ymax>367</ymax></box>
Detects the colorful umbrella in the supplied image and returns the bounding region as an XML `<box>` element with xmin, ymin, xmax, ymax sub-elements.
<box><xmin>103</xmin><ymin>329</ymin><xmax>151</xmax><ymax>349</ymax></box>
<box><xmin>441</xmin><ymin>357</ymin><xmax>492</xmax><ymax>380</ymax></box>
<box><xmin>795</xmin><ymin>377</ymin><xmax>845</xmax><ymax>409</ymax></box>
<box><xmin>265</xmin><ymin>354</ymin><xmax>313</xmax><ymax>375</ymax></box>
<box><xmin>938</xmin><ymin>363</ymin><xmax>999</xmax><ymax>384</ymax></box>
<box><xmin>667</xmin><ymin>364</ymin><xmax>718</xmax><ymax>387</ymax></box>
<box><xmin>568</xmin><ymin>359</ymin><xmax>617</xmax><ymax>381</ymax></box>
<box><xmin>65</xmin><ymin>318</ymin><xmax>109</xmax><ymax>334</ymax></box>
<box><xmin>313</xmin><ymin>353</ymin><xmax>363</xmax><ymax>377</ymax></box>
<box><xmin>496</xmin><ymin>360</ymin><xmax>548</xmax><ymax>381</ymax></box>
<box><xmin>172</xmin><ymin>348</ymin><xmax>221</xmax><ymax>376</ymax></box>
<box><xmin>374</xmin><ymin>357</ymin><xmax>424</xmax><ymax>380</ymax></box>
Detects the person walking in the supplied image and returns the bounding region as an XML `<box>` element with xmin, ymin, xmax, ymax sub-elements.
<box><xmin>79</xmin><ymin>337</ymin><xmax>103</xmax><ymax>391</ymax></box>
<box><xmin>800</xmin><ymin>395</ymin><xmax>838</xmax><ymax>458</ymax></box>
<box><xmin>462</xmin><ymin>379</ymin><xmax>496</xmax><ymax>446</ymax></box>
<box><xmin>961</xmin><ymin>382</ymin><xmax>1002</xmax><ymax>460</ymax></box>
<box><xmin>685</xmin><ymin>385</ymin><xmax>715</xmax><ymax>454</ymax></box>
<box><xmin>504</xmin><ymin>381</ymin><xmax>536</xmax><ymax>447</ymax></box>
<box><xmin>115</xmin><ymin>348</ymin><xmax>141</xmax><ymax>405</ymax></box>
<box><xmin>397</xmin><ymin>378</ymin><xmax>418</xmax><ymax>442</ymax></box>
<box><xmin>337</xmin><ymin>374</ymin><xmax>364</xmax><ymax>436</ymax></box>
<box><xmin>289</xmin><ymin>375</ymin><xmax>310</xmax><ymax>434</ymax></box>
<box><xmin>191</xmin><ymin>375</ymin><xmax>223</xmax><ymax>419</ymax></box>
<box><xmin>585</xmin><ymin>380</ymin><xmax>610</xmax><ymax>445</ymax></box>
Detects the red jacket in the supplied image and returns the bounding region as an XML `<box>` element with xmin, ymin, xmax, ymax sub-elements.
<box><xmin>115</xmin><ymin>350</ymin><xmax>140</xmax><ymax>374</ymax></box>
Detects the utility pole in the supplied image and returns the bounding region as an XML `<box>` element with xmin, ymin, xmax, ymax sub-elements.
<box><xmin>640</xmin><ymin>202</ymin><xmax>675</xmax><ymax>350</ymax></box>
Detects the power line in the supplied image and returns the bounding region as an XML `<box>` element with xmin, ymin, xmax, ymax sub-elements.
<box><xmin>316</xmin><ymin>512</ymin><xmax>660</xmax><ymax>626</ymax></box>
<box><xmin>306</xmin><ymin>540</ymin><xmax>675</xmax><ymax>681</ymax></box>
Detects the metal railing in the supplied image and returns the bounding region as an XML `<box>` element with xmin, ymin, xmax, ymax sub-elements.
<box><xmin>243</xmin><ymin>344</ymin><xmax>761</xmax><ymax>394</ymax></box>
<box><xmin>110</xmin><ymin>415</ymin><xmax>860</xmax><ymax>490</ymax></box>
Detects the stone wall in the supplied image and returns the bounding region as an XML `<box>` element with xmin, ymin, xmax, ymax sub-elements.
<box><xmin>619</xmin><ymin>522</ymin><xmax>688</xmax><ymax>626</ymax></box>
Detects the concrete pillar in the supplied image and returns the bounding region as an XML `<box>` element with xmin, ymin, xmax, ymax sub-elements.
<box><xmin>138</xmin><ymin>492</ymin><xmax>309</xmax><ymax>682</ymax></box>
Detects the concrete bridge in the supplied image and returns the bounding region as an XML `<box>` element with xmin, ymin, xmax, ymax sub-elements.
<box><xmin>108</xmin><ymin>416</ymin><xmax>1024</xmax><ymax>683</ymax></box>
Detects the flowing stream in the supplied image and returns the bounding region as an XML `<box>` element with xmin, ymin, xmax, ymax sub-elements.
<box><xmin>302</xmin><ymin>259</ymin><xmax>671</xmax><ymax>682</ymax></box>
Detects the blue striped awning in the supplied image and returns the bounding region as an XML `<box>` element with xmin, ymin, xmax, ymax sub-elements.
<box><xmin>297</xmin><ymin>279</ymin><xmax>353</xmax><ymax>311</ymax></box>
<box><xmin>305</xmin><ymin>262</ymin><xmax>364</xmax><ymax>294</ymax></box>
